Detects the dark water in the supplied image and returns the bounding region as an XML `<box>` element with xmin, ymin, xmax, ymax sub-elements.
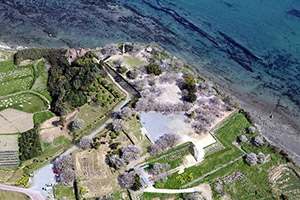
<box><xmin>0</xmin><ymin>0</ymin><xmax>300</xmax><ymax>159</ymax></box>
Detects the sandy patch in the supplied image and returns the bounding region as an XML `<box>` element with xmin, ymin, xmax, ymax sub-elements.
<box><xmin>0</xmin><ymin>135</ymin><xmax>18</xmax><ymax>151</ymax></box>
<box><xmin>0</xmin><ymin>109</ymin><xmax>33</xmax><ymax>133</ymax></box>
<box><xmin>156</xmin><ymin>83</ymin><xmax>182</xmax><ymax>105</ymax></box>
<box><xmin>195</xmin><ymin>183</ymin><xmax>213</xmax><ymax>200</ymax></box>
<box><xmin>40</xmin><ymin>109</ymin><xmax>78</xmax><ymax>142</ymax></box>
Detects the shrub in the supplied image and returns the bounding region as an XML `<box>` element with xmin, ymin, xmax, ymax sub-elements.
<box><xmin>126</xmin><ymin>70</ymin><xmax>138</xmax><ymax>79</ymax></box>
<box><xmin>147</xmin><ymin>63</ymin><xmax>163</xmax><ymax>75</ymax></box>
<box><xmin>118</xmin><ymin>66</ymin><xmax>128</xmax><ymax>74</ymax></box>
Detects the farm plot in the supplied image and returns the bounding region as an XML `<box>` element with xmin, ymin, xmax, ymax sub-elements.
<box><xmin>0</xmin><ymin>93</ymin><xmax>46</xmax><ymax>113</ymax></box>
<box><xmin>74</xmin><ymin>149</ymin><xmax>121</xmax><ymax>199</ymax></box>
<box><xmin>0</xmin><ymin>135</ymin><xmax>20</xmax><ymax>169</ymax></box>
<box><xmin>0</xmin><ymin>109</ymin><xmax>34</xmax><ymax>133</ymax></box>
<box><xmin>0</xmin><ymin>65</ymin><xmax>33</xmax><ymax>96</ymax></box>
<box><xmin>270</xmin><ymin>165</ymin><xmax>300</xmax><ymax>199</ymax></box>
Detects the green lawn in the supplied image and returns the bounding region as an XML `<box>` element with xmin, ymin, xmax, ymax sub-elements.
<box><xmin>124</xmin><ymin>55</ymin><xmax>147</xmax><ymax>68</ymax></box>
<box><xmin>0</xmin><ymin>92</ymin><xmax>46</xmax><ymax>113</ymax></box>
<box><xmin>55</xmin><ymin>184</ymin><xmax>76</xmax><ymax>200</ymax></box>
<box><xmin>155</xmin><ymin>113</ymin><xmax>249</xmax><ymax>189</ymax></box>
<box><xmin>33</xmin><ymin>111</ymin><xmax>55</xmax><ymax>125</ymax></box>
<box><xmin>0</xmin><ymin>55</ymin><xmax>14</xmax><ymax>72</ymax></box>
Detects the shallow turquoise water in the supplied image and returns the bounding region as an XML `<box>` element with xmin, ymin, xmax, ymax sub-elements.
<box><xmin>0</xmin><ymin>0</ymin><xmax>299</xmax><ymax>123</ymax></box>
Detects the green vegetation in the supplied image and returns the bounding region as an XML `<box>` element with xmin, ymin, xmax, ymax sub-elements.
<box><xmin>33</xmin><ymin>111</ymin><xmax>55</xmax><ymax>125</ymax></box>
<box><xmin>55</xmin><ymin>184</ymin><xmax>76</xmax><ymax>200</ymax></box>
<box><xmin>155</xmin><ymin>113</ymin><xmax>248</xmax><ymax>189</ymax></box>
<box><xmin>146</xmin><ymin>63</ymin><xmax>163</xmax><ymax>75</ymax></box>
<box><xmin>18</xmin><ymin>128</ymin><xmax>42</xmax><ymax>161</ymax></box>
<box><xmin>0</xmin><ymin>190</ymin><xmax>30</xmax><ymax>200</ymax></box>
<box><xmin>182</xmin><ymin>74</ymin><xmax>197</xmax><ymax>103</ymax></box>
<box><xmin>31</xmin><ymin>61</ymin><xmax>49</xmax><ymax>93</ymax></box>
<box><xmin>0</xmin><ymin>92</ymin><xmax>46</xmax><ymax>113</ymax></box>
<box><xmin>0</xmin><ymin>64</ymin><xmax>33</xmax><ymax>96</ymax></box>
<box><xmin>124</xmin><ymin>55</ymin><xmax>146</xmax><ymax>67</ymax></box>
<box><xmin>0</xmin><ymin>54</ymin><xmax>15</xmax><ymax>72</ymax></box>
<box><xmin>142</xmin><ymin>192</ymin><xmax>183</xmax><ymax>200</ymax></box>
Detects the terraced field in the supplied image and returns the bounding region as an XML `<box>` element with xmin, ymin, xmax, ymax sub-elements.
<box><xmin>0</xmin><ymin>151</ymin><xmax>20</xmax><ymax>169</ymax></box>
<box><xmin>0</xmin><ymin>135</ymin><xmax>19</xmax><ymax>169</ymax></box>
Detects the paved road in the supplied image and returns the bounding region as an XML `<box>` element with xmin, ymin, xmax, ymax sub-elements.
<box><xmin>0</xmin><ymin>183</ymin><xmax>44</xmax><ymax>200</ymax></box>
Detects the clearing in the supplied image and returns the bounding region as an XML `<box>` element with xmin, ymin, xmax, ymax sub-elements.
<box><xmin>0</xmin><ymin>134</ymin><xmax>19</xmax><ymax>169</ymax></box>
<box><xmin>0</xmin><ymin>109</ymin><xmax>34</xmax><ymax>133</ymax></box>
<box><xmin>0</xmin><ymin>189</ymin><xmax>30</xmax><ymax>200</ymax></box>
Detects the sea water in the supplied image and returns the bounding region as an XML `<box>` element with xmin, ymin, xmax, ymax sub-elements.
<box><xmin>0</xmin><ymin>0</ymin><xmax>299</xmax><ymax>156</ymax></box>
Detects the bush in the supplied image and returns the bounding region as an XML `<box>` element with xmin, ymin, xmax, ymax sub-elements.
<box><xmin>126</xmin><ymin>70</ymin><xmax>138</xmax><ymax>79</ymax></box>
<box><xmin>147</xmin><ymin>63</ymin><xmax>163</xmax><ymax>75</ymax></box>
<box><xmin>185</xmin><ymin>93</ymin><xmax>197</xmax><ymax>103</ymax></box>
<box><xmin>118</xmin><ymin>66</ymin><xmax>128</xmax><ymax>74</ymax></box>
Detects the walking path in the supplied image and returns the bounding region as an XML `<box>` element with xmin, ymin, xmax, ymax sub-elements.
<box><xmin>0</xmin><ymin>183</ymin><xmax>44</xmax><ymax>200</ymax></box>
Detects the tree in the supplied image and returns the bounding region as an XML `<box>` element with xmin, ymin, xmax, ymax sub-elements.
<box><xmin>120</xmin><ymin>145</ymin><xmax>142</xmax><ymax>163</ymax></box>
<box><xmin>245</xmin><ymin>153</ymin><xmax>258</xmax><ymax>166</ymax></box>
<box><xmin>257</xmin><ymin>152</ymin><xmax>267</xmax><ymax>164</ymax></box>
<box><xmin>71</xmin><ymin>118</ymin><xmax>84</xmax><ymax>130</ymax></box>
<box><xmin>78</xmin><ymin>136</ymin><xmax>93</xmax><ymax>150</ymax></box>
<box><xmin>119</xmin><ymin>107</ymin><xmax>132</xmax><ymax>119</ymax></box>
<box><xmin>118</xmin><ymin>170</ymin><xmax>137</xmax><ymax>189</ymax></box>
<box><xmin>60</xmin><ymin>168</ymin><xmax>76</xmax><ymax>185</ymax></box>
<box><xmin>55</xmin><ymin>154</ymin><xmax>76</xmax><ymax>186</ymax></box>
<box><xmin>183</xmin><ymin>74</ymin><xmax>196</xmax><ymax>93</ymax></box>
<box><xmin>126</xmin><ymin>70</ymin><xmax>138</xmax><ymax>79</ymax></box>
<box><xmin>150</xmin><ymin>133</ymin><xmax>181</xmax><ymax>155</ymax></box>
<box><xmin>247</xmin><ymin>126</ymin><xmax>256</xmax><ymax>134</ymax></box>
<box><xmin>108</xmin><ymin>155</ymin><xmax>125</xmax><ymax>169</ymax></box>
<box><xmin>147</xmin><ymin>63</ymin><xmax>163</xmax><ymax>75</ymax></box>
<box><xmin>148</xmin><ymin>163</ymin><xmax>170</xmax><ymax>182</ymax></box>
<box><xmin>112</xmin><ymin>119</ymin><xmax>124</xmax><ymax>132</ymax></box>
<box><xmin>185</xmin><ymin>93</ymin><xmax>197</xmax><ymax>103</ymax></box>
<box><xmin>253</xmin><ymin>136</ymin><xmax>264</xmax><ymax>146</ymax></box>
<box><xmin>183</xmin><ymin>193</ymin><xmax>203</xmax><ymax>200</ymax></box>
<box><xmin>238</xmin><ymin>135</ymin><xmax>248</xmax><ymax>143</ymax></box>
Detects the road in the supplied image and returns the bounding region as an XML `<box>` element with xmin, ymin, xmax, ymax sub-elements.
<box><xmin>0</xmin><ymin>183</ymin><xmax>44</xmax><ymax>200</ymax></box>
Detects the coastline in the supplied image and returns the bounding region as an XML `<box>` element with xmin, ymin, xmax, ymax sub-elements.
<box><xmin>1</xmin><ymin>42</ymin><xmax>299</xmax><ymax>165</ymax></box>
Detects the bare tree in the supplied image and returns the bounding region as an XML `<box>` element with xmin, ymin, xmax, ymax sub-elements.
<box><xmin>71</xmin><ymin>119</ymin><xmax>84</xmax><ymax>131</ymax></box>
<box><xmin>119</xmin><ymin>107</ymin><xmax>132</xmax><ymax>119</ymax></box>
<box><xmin>79</xmin><ymin>136</ymin><xmax>93</xmax><ymax>150</ymax></box>
<box><xmin>120</xmin><ymin>145</ymin><xmax>142</xmax><ymax>163</ymax></box>
<box><xmin>102</xmin><ymin>44</ymin><xmax>119</xmax><ymax>57</ymax></box>
<box><xmin>112</xmin><ymin>119</ymin><xmax>124</xmax><ymax>132</ymax></box>
<box><xmin>183</xmin><ymin>193</ymin><xmax>203</xmax><ymax>200</ymax></box>
<box><xmin>257</xmin><ymin>152</ymin><xmax>266</xmax><ymax>164</ymax></box>
<box><xmin>247</xmin><ymin>126</ymin><xmax>256</xmax><ymax>134</ymax></box>
<box><xmin>108</xmin><ymin>155</ymin><xmax>125</xmax><ymax>169</ymax></box>
<box><xmin>60</xmin><ymin>168</ymin><xmax>77</xmax><ymax>185</ymax></box>
<box><xmin>54</xmin><ymin>154</ymin><xmax>76</xmax><ymax>186</ymax></box>
<box><xmin>55</xmin><ymin>155</ymin><xmax>73</xmax><ymax>172</ymax></box>
<box><xmin>148</xmin><ymin>163</ymin><xmax>170</xmax><ymax>182</ymax></box>
<box><xmin>253</xmin><ymin>136</ymin><xmax>264</xmax><ymax>146</ymax></box>
<box><xmin>150</xmin><ymin>133</ymin><xmax>181</xmax><ymax>155</ymax></box>
<box><xmin>245</xmin><ymin>153</ymin><xmax>258</xmax><ymax>166</ymax></box>
<box><xmin>238</xmin><ymin>135</ymin><xmax>248</xmax><ymax>143</ymax></box>
<box><xmin>118</xmin><ymin>170</ymin><xmax>137</xmax><ymax>189</ymax></box>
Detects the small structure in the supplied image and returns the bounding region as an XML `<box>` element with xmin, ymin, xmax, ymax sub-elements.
<box><xmin>146</xmin><ymin>47</ymin><xmax>152</xmax><ymax>53</ymax></box>
<box><xmin>140</xmin><ymin>177</ymin><xmax>150</xmax><ymax>188</ymax></box>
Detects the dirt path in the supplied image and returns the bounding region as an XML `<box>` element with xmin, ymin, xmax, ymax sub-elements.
<box><xmin>0</xmin><ymin>183</ymin><xmax>44</xmax><ymax>200</ymax></box>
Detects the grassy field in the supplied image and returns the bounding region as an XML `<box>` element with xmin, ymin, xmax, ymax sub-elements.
<box><xmin>154</xmin><ymin>113</ymin><xmax>248</xmax><ymax>189</ymax></box>
<box><xmin>0</xmin><ymin>54</ymin><xmax>14</xmax><ymax>72</ymax></box>
<box><xmin>55</xmin><ymin>184</ymin><xmax>76</xmax><ymax>200</ymax></box>
<box><xmin>33</xmin><ymin>111</ymin><xmax>55</xmax><ymax>125</ymax></box>
<box><xmin>141</xmin><ymin>192</ymin><xmax>183</xmax><ymax>200</ymax></box>
<box><xmin>123</xmin><ymin>115</ymin><xmax>151</xmax><ymax>155</ymax></box>
<box><xmin>0</xmin><ymin>93</ymin><xmax>46</xmax><ymax>113</ymax></box>
<box><xmin>0</xmin><ymin>65</ymin><xmax>33</xmax><ymax>96</ymax></box>
<box><xmin>0</xmin><ymin>190</ymin><xmax>30</xmax><ymax>200</ymax></box>
<box><xmin>124</xmin><ymin>55</ymin><xmax>147</xmax><ymax>68</ymax></box>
